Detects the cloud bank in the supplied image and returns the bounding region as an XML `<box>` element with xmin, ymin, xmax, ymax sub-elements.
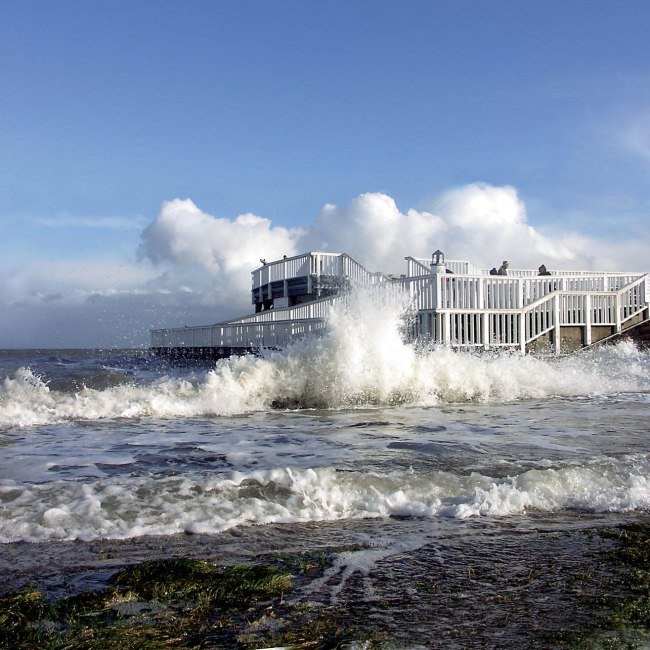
<box><xmin>1</xmin><ymin>183</ymin><xmax>648</xmax><ymax>347</ymax></box>
<box><xmin>140</xmin><ymin>183</ymin><xmax>648</xmax><ymax>278</ymax></box>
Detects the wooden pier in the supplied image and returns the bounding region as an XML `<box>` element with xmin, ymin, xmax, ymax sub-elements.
<box><xmin>151</xmin><ymin>251</ymin><xmax>649</xmax><ymax>356</ymax></box>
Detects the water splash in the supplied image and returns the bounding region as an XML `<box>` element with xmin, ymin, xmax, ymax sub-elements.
<box><xmin>1</xmin><ymin>287</ymin><xmax>648</xmax><ymax>428</ymax></box>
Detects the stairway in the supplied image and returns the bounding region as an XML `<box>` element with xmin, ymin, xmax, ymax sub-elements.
<box><xmin>620</xmin><ymin>318</ymin><xmax>650</xmax><ymax>348</ymax></box>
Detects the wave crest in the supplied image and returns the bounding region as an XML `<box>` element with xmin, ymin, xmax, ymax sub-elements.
<box><xmin>1</xmin><ymin>289</ymin><xmax>648</xmax><ymax>427</ymax></box>
<box><xmin>1</xmin><ymin>455</ymin><xmax>648</xmax><ymax>542</ymax></box>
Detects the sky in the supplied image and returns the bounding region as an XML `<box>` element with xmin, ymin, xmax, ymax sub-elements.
<box><xmin>1</xmin><ymin>0</ymin><xmax>649</xmax><ymax>348</ymax></box>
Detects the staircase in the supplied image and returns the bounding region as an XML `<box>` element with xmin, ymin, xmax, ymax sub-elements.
<box><xmin>621</xmin><ymin>318</ymin><xmax>650</xmax><ymax>348</ymax></box>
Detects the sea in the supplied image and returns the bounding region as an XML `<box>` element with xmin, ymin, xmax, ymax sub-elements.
<box><xmin>1</xmin><ymin>292</ymin><xmax>649</xmax><ymax>646</ymax></box>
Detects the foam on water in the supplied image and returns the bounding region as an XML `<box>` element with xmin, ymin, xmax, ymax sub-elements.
<box><xmin>1</xmin><ymin>454</ymin><xmax>648</xmax><ymax>542</ymax></box>
<box><xmin>1</xmin><ymin>286</ymin><xmax>648</xmax><ymax>428</ymax></box>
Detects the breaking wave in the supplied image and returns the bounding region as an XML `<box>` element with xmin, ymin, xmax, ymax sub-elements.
<box><xmin>1</xmin><ymin>287</ymin><xmax>648</xmax><ymax>428</ymax></box>
<box><xmin>1</xmin><ymin>454</ymin><xmax>648</xmax><ymax>542</ymax></box>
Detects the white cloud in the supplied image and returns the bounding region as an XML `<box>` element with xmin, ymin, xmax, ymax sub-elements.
<box><xmin>137</xmin><ymin>185</ymin><xmax>648</xmax><ymax>283</ymax></box>
<box><xmin>138</xmin><ymin>198</ymin><xmax>304</xmax><ymax>303</ymax></box>
<box><xmin>424</xmin><ymin>183</ymin><xmax>579</xmax><ymax>267</ymax></box>
<box><xmin>139</xmin><ymin>199</ymin><xmax>304</xmax><ymax>272</ymax></box>
<box><xmin>302</xmin><ymin>192</ymin><xmax>446</xmax><ymax>273</ymax></box>
<box><xmin>0</xmin><ymin>260</ymin><xmax>158</xmax><ymax>306</ymax></box>
<box><xmin>299</xmin><ymin>184</ymin><xmax>592</xmax><ymax>272</ymax></box>
<box><xmin>1</xmin><ymin>184</ymin><xmax>647</xmax><ymax>347</ymax></box>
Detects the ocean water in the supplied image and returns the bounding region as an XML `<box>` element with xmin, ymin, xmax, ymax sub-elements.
<box><xmin>1</xmin><ymin>291</ymin><xmax>649</xmax><ymax>643</ymax></box>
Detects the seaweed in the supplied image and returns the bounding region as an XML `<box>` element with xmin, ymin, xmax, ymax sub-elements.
<box><xmin>548</xmin><ymin>522</ymin><xmax>650</xmax><ymax>649</ymax></box>
<box><xmin>4</xmin><ymin>528</ymin><xmax>649</xmax><ymax>649</ymax></box>
<box><xmin>0</xmin><ymin>558</ymin><xmax>294</xmax><ymax>649</ymax></box>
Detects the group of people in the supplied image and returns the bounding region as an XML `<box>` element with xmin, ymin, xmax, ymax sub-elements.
<box><xmin>489</xmin><ymin>261</ymin><xmax>510</xmax><ymax>276</ymax></box>
<box><xmin>489</xmin><ymin>261</ymin><xmax>552</xmax><ymax>276</ymax></box>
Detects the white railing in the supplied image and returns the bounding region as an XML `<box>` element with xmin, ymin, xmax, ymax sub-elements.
<box><xmin>405</xmin><ymin>257</ymin><xmax>432</xmax><ymax>277</ymax></box>
<box><xmin>231</xmin><ymin>295</ymin><xmax>336</xmax><ymax>325</ymax></box>
<box><xmin>153</xmin><ymin>266</ymin><xmax>648</xmax><ymax>354</ymax></box>
<box><xmin>341</xmin><ymin>254</ymin><xmax>384</xmax><ymax>285</ymax></box>
<box><xmin>409</xmin><ymin>257</ymin><xmax>483</xmax><ymax>276</ymax></box>
<box><xmin>395</xmin><ymin>272</ymin><xmax>648</xmax><ymax>352</ymax></box>
<box><xmin>252</xmin><ymin>253</ymin><xmax>313</xmax><ymax>289</ymax></box>
<box><xmin>151</xmin><ymin>318</ymin><xmax>328</xmax><ymax>349</ymax></box>
<box><xmin>251</xmin><ymin>252</ymin><xmax>383</xmax><ymax>291</ymax></box>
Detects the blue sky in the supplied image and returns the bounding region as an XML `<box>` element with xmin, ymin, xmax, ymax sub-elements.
<box><xmin>1</xmin><ymin>1</ymin><xmax>649</xmax><ymax>347</ymax></box>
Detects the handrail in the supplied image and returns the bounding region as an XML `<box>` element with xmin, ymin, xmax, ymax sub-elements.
<box><xmin>405</xmin><ymin>257</ymin><xmax>432</xmax><ymax>276</ymax></box>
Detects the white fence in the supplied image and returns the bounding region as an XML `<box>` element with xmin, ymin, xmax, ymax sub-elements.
<box><xmin>252</xmin><ymin>252</ymin><xmax>382</xmax><ymax>290</ymax></box>
<box><xmin>150</xmin><ymin>318</ymin><xmax>328</xmax><ymax>350</ymax></box>
<box><xmin>153</xmin><ymin>256</ymin><xmax>648</xmax><ymax>354</ymax></box>
<box><xmin>405</xmin><ymin>274</ymin><xmax>648</xmax><ymax>353</ymax></box>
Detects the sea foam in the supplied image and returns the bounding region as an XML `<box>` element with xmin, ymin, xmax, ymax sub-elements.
<box><xmin>1</xmin><ymin>455</ymin><xmax>648</xmax><ymax>542</ymax></box>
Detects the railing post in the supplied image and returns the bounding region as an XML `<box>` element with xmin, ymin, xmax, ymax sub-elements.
<box><xmin>433</xmin><ymin>274</ymin><xmax>442</xmax><ymax>309</ymax></box>
<box><xmin>443</xmin><ymin>311</ymin><xmax>451</xmax><ymax>345</ymax></box>
<box><xmin>554</xmin><ymin>294</ymin><xmax>561</xmax><ymax>354</ymax></box>
<box><xmin>615</xmin><ymin>292</ymin><xmax>622</xmax><ymax>332</ymax></box>
<box><xmin>482</xmin><ymin>313</ymin><xmax>490</xmax><ymax>349</ymax></box>
<box><xmin>519</xmin><ymin>313</ymin><xmax>526</xmax><ymax>354</ymax></box>
<box><xmin>584</xmin><ymin>294</ymin><xmax>592</xmax><ymax>345</ymax></box>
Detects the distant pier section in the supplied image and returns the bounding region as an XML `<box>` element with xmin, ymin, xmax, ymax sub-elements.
<box><xmin>150</xmin><ymin>251</ymin><xmax>649</xmax><ymax>357</ymax></box>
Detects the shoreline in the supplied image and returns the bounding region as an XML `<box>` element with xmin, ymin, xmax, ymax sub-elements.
<box><xmin>2</xmin><ymin>513</ymin><xmax>649</xmax><ymax>647</ymax></box>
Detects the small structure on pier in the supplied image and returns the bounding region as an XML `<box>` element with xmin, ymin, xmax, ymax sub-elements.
<box><xmin>151</xmin><ymin>252</ymin><xmax>649</xmax><ymax>357</ymax></box>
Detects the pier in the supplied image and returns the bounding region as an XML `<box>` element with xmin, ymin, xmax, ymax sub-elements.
<box><xmin>150</xmin><ymin>251</ymin><xmax>649</xmax><ymax>357</ymax></box>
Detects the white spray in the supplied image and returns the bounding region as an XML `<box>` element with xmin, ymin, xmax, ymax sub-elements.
<box><xmin>0</xmin><ymin>285</ymin><xmax>649</xmax><ymax>427</ymax></box>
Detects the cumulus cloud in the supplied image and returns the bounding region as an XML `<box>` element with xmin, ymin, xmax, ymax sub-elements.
<box><xmin>138</xmin><ymin>185</ymin><xmax>649</xmax><ymax>283</ymax></box>
<box><xmin>424</xmin><ymin>183</ymin><xmax>579</xmax><ymax>266</ymax></box>
<box><xmin>302</xmin><ymin>193</ymin><xmax>446</xmax><ymax>273</ymax></box>
<box><xmin>125</xmin><ymin>199</ymin><xmax>317</xmax><ymax>337</ymax></box>
<box><xmin>139</xmin><ymin>199</ymin><xmax>303</xmax><ymax>273</ymax></box>
<box><xmin>298</xmin><ymin>183</ymin><xmax>604</xmax><ymax>272</ymax></box>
